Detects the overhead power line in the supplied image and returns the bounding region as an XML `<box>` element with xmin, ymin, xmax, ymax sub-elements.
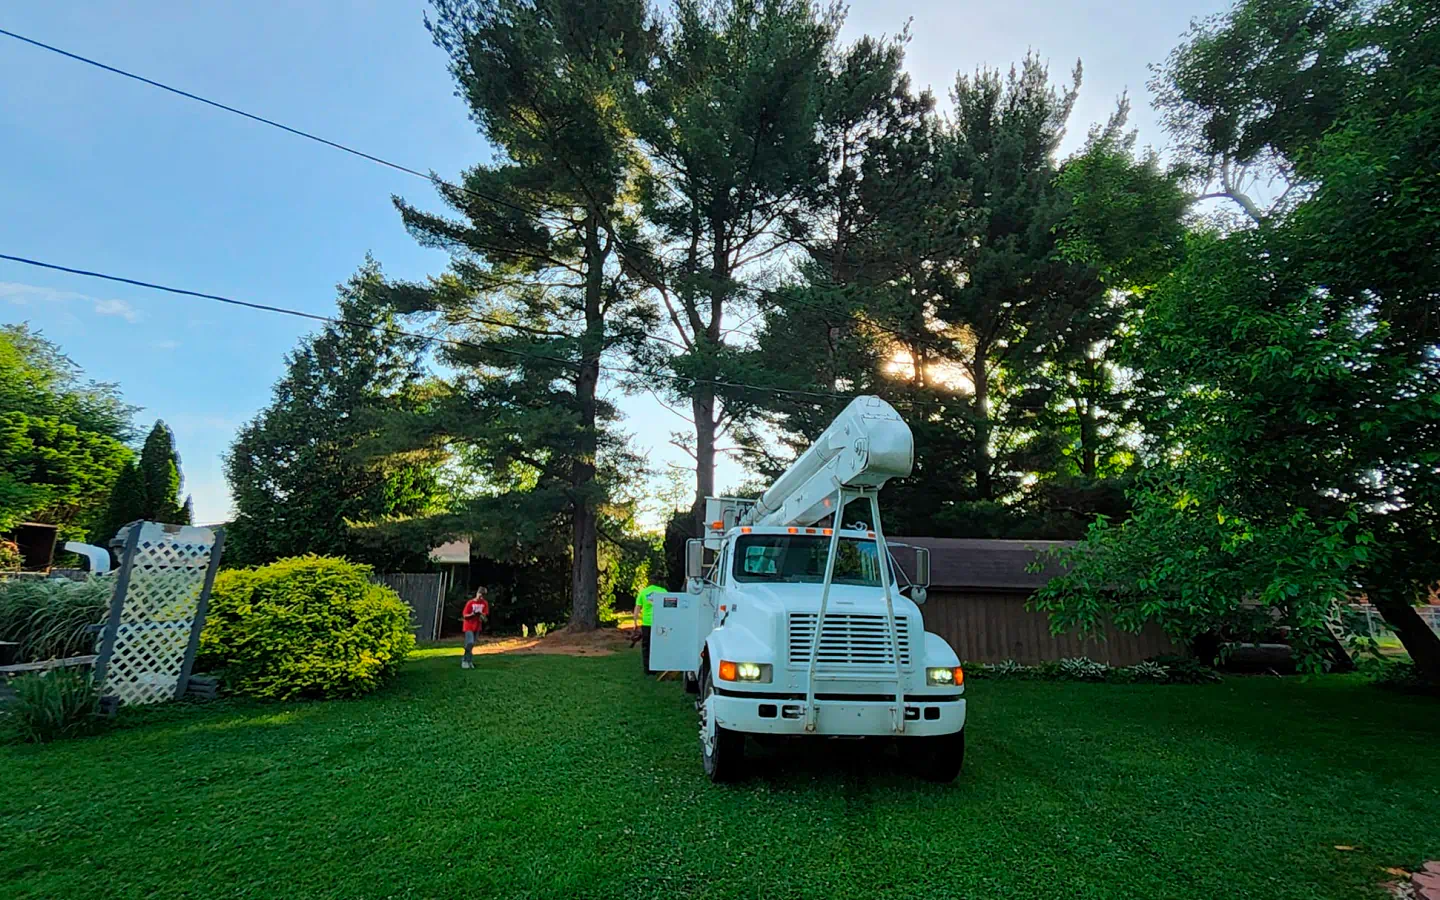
<box><xmin>0</xmin><ymin>26</ymin><xmax>962</xmax><ymax>360</ymax></box>
<box><xmin>0</xmin><ymin>252</ymin><xmax>855</xmax><ymax>404</ymax></box>
<box><xmin>0</xmin><ymin>26</ymin><xmax>539</xmax><ymax>219</ymax></box>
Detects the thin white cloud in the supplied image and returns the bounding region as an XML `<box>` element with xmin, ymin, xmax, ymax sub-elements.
<box><xmin>92</xmin><ymin>298</ymin><xmax>141</xmax><ymax>322</ymax></box>
<box><xmin>0</xmin><ymin>281</ymin><xmax>142</xmax><ymax>323</ymax></box>
<box><xmin>152</xmin><ymin>339</ymin><xmax>181</xmax><ymax>350</ymax></box>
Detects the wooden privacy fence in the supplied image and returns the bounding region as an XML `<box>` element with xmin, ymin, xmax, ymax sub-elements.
<box><xmin>919</xmin><ymin>589</ymin><xmax>1177</xmax><ymax>666</ymax></box>
<box><xmin>890</xmin><ymin>538</ymin><xmax>1179</xmax><ymax>666</ymax></box>
<box><xmin>372</xmin><ymin>573</ymin><xmax>444</xmax><ymax>642</ymax></box>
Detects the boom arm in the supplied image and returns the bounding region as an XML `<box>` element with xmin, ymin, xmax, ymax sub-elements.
<box><xmin>743</xmin><ymin>396</ymin><xmax>913</xmax><ymax>528</ymax></box>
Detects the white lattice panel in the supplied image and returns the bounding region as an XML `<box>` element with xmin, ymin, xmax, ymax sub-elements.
<box><xmin>102</xmin><ymin>533</ymin><xmax>215</xmax><ymax>705</ymax></box>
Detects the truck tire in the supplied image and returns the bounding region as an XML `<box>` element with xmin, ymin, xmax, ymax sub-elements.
<box><xmin>902</xmin><ymin>728</ymin><xmax>964</xmax><ymax>783</ymax></box>
<box><xmin>699</xmin><ymin>667</ymin><xmax>744</xmax><ymax>783</ymax></box>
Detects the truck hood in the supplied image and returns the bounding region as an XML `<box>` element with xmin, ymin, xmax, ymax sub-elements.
<box><xmin>734</xmin><ymin>582</ymin><xmax>918</xmax><ymax>617</ymax></box>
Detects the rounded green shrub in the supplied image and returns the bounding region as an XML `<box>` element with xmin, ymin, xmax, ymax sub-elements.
<box><xmin>198</xmin><ymin>556</ymin><xmax>415</xmax><ymax>700</ymax></box>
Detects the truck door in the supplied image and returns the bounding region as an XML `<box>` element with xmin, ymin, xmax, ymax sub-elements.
<box><xmin>649</xmin><ymin>591</ymin><xmax>714</xmax><ymax>673</ymax></box>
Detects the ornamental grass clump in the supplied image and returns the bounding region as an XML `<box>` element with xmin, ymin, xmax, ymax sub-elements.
<box><xmin>0</xmin><ymin>576</ymin><xmax>111</xmax><ymax>663</ymax></box>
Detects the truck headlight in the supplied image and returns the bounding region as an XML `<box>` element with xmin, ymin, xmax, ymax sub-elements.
<box><xmin>718</xmin><ymin>660</ymin><xmax>772</xmax><ymax>683</ymax></box>
<box><xmin>926</xmin><ymin>666</ymin><xmax>964</xmax><ymax>686</ymax></box>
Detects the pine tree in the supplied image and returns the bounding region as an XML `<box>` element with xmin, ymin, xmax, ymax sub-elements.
<box><xmin>138</xmin><ymin>421</ymin><xmax>184</xmax><ymax>523</ymax></box>
<box><xmin>99</xmin><ymin>460</ymin><xmax>146</xmax><ymax>541</ymax></box>
<box><xmin>626</xmin><ymin>0</ymin><xmax>838</xmax><ymax>530</ymax></box>
<box><xmin>750</xmin><ymin>28</ymin><xmax>977</xmax><ymax>533</ymax></box>
<box><xmin>379</xmin><ymin>0</ymin><xmax>657</xmax><ymax>630</ymax></box>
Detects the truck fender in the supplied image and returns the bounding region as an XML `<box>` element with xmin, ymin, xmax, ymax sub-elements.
<box><xmin>703</xmin><ymin>624</ymin><xmax>773</xmax><ymax>676</ymax></box>
<box><xmin>920</xmin><ymin>630</ymin><xmax>961</xmax><ymax>668</ymax></box>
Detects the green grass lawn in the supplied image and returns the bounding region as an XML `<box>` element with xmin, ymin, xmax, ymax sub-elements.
<box><xmin>3</xmin><ymin>647</ymin><xmax>1438</xmax><ymax>899</ymax></box>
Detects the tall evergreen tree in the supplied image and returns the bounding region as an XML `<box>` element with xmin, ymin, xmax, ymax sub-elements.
<box><xmin>98</xmin><ymin>460</ymin><xmax>146</xmax><ymax>540</ymax></box>
<box><xmin>938</xmin><ymin>55</ymin><xmax>1084</xmax><ymax>503</ymax></box>
<box><xmin>751</xmin><ymin>47</ymin><xmax>1186</xmax><ymax>538</ymax></box>
<box><xmin>748</xmin><ymin>29</ymin><xmax>977</xmax><ymax>534</ymax></box>
<box><xmin>376</xmin><ymin>0</ymin><xmax>656</xmax><ymax>629</ymax></box>
<box><xmin>224</xmin><ymin>262</ymin><xmax>444</xmax><ymax>570</ymax></box>
<box><xmin>138</xmin><ymin>421</ymin><xmax>185</xmax><ymax>524</ymax></box>
<box><xmin>625</xmin><ymin>0</ymin><xmax>838</xmax><ymax>530</ymax></box>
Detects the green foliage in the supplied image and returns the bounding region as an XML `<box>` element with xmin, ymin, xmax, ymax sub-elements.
<box><xmin>97</xmin><ymin>460</ymin><xmax>147</xmax><ymax>543</ymax></box>
<box><xmin>600</xmin><ymin>529</ymin><xmax>663</xmax><ymax>614</ymax></box>
<box><xmin>224</xmin><ymin>262</ymin><xmax>445</xmax><ymax>571</ymax></box>
<box><xmin>748</xmin><ymin>45</ymin><xmax>1187</xmax><ymax>540</ymax></box>
<box><xmin>1145</xmin><ymin>654</ymin><xmax>1225</xmax><ymax>685</ymax></box>
<box><xmin>198</xmin><ymin>556</ymin><xmax>416</xmax><ymax>700</ymax></box>
<box><xmin>1356</xmin><ymin>657</ymin><xmax>1438</xmax><ymax>697</ymax></box>
<box><xmin>0</xmin><ymin>326</ymin><xmax>135</xmax><ymax>540</ymax></box>
<box><xmin>98</xmin><ymin>420</ymin><xmax>193</xmax><ymax>541</ymax></box>
<box><xmin>0</xmin><ymin>540</ymin><xmax>21</xmax><ymax>572</ymax></box>
<box><xmin>966</xmin><ymin>654</ymin><xmax>1220</xmax><ymax>685</ymax></box>
<box><xmin>1056</xmin><ymin>656</ymin><xmax>1109</xmax><ymax>682</ymax></box>
<box><xmin>1044</xmin><ymin>0</ymin><xmax>1440</xmax><ymax>677</ymax></box>
<box><xmin>0</xmin><ymin>577</ymin><xmax>111</xmax><ymax>663</ymax></box>
<box><xmin>0</xmin><ymin>324</ymin><xmax>135</xmax><ymax>442</ymax></box>
<box><xmin>1034</xmin><ymin>476</ymin><xmax>1374</xmax><ymax>673</ymax></box>
<box><xmin>1</xmin><ymin>668</ymin><xmax>102</xmax><ymax>744</ymax></box>
<box><xmin>0</xmin><ymin>411</ymin><xmax>131</xmax><ymax>537</ymax></box>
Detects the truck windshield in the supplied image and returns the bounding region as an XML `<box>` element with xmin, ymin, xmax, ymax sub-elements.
<box><xmin>732</xmin><ymin>535</ymin><xmax>882</xmax><ymax>586</ymax></box>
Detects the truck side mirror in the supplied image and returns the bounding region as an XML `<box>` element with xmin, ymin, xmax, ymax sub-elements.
<box><xmin>915</xmin><ymin>547</ymin><xmax>930</xmax><ymax>589</ymax></box>
<box><xmin>686</xmin><ymin>539</ymin><xmax>704</xmax><ymax>580</ymax></box>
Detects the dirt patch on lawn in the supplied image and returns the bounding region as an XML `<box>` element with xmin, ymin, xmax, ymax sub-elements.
<box><xmin>456</xmin><ymin>622</ymin><xmax>638</xmax><ymax>657</ymax></box>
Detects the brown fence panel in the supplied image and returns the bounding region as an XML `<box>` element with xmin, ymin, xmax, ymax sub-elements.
<box><xmin>372</xmin><ymin>573</ymin><xmax>444</xmax><ymax>642</ymax></box>
<box><xmin>920</xmin><ymin>589</ymin><xmax>1178</xmax><ymax>665</ymax></box>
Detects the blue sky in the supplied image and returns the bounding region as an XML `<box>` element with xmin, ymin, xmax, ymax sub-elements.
<box><xmin>1</xmin><ymin>0</ymin><xmax>1226</xmax><ymax>526</ymax></box>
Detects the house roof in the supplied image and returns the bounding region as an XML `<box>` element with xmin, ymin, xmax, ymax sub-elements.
<box><xmin>890</xmin><ymin>537</ymin><xmax>1076</xmax><ymax>591</ymax></box>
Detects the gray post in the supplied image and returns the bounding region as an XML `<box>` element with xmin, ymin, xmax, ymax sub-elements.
<box><xmin>175</xmin><ymin>528</ymin><xmax>225</xmax><ymax>699</ymax></box>
<box><xmin>92</xmin><ymin>525</ymin><xmax>143</xmax><ymax>691</ymax></box>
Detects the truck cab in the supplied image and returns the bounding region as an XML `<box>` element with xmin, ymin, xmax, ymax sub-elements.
<box><xmin>652</xmin><ymin>519</ymin><xmax>966</xmax><ymax>782</ymax></box>
<box><xmin>651</xmin><ymin>396</ymin><xmax>966</xmax><ymax>782</ymax></box>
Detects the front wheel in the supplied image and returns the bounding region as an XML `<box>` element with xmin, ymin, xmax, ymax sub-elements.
<box><xmin>902</xmin><ymin>728</ymin><xmax>965</xmax><ymax>782</ymax></box>
<box><xmin>699</xmin><ymin>667</ymin><xmax>744</xmax><ymax>783</ymax></box>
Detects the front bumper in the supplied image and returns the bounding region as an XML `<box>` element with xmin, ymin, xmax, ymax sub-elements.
<box><xmin>711</xmin><ymin>689</ymin><xmax>966</xmax><ymax>737</ymax></box>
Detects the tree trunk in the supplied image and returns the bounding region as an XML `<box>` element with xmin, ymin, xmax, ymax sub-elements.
<box><xmin>569</xmin><ymin>501</ymin><xmax>599</xmax><ymax>631</ymax></box>
<box><xmin>568</xmin><ymin>214</ymin><xmax>604</xmax><ymax>632</ymax></box>
<box><xmin>972</xmin><ymin>351</ymin><xmax>993</xmax><ymax>500</ymax></box>
<box><xmin>1369</xmin><ymin>587</ymin><xmax>1440</xmax><ymax>680</ymax></box>
<box><xmin>691</xmin><ymin>383</ymin><xmax>717</xmax><ymax>534</ymax></box>
<box><xmin>1079</xmin><ymin>400</ymin><xmax>1098</xmax><ymax>478</ymax></box>
<box><xmin>1079</xmin><ymin>355</ymin><xmax>1098</xmax><ymax>477</ymax></box>
<box><xmin>691</xmin><ymin>225</ymin><xmax>726</xmax><ymax>533</ymax></box>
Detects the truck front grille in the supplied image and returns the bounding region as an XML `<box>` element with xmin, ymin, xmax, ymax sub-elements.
<box><xmin>787</xmin><ymin>612</ymin><xmax>911</xmax><ymax>667</ymax></box>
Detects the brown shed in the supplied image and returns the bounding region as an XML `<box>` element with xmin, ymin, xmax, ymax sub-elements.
<box><xmin>892</xmin><ymin>537</ymin><xmax>1178</xmax><ymax>666</ymax></box>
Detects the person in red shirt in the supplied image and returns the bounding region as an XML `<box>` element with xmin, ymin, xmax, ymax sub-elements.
<box><xmin>461</xmin><ymin>588</ymin><xmax>489</xmax><ymax>670</ymax></box>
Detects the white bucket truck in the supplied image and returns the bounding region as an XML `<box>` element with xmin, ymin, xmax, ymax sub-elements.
<box><xmin>649</xmin><ymin>396</ymin><xmax>966</xmax><ymax>782</ymax></box>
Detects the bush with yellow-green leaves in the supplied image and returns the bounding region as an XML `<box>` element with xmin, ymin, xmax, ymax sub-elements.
<box><xmin>198</xmin><ymin>556</ymin><xmax>415</xmax><ymax>700</ymax></box>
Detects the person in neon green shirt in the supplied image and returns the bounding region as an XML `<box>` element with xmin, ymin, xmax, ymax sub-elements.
<box><xmin>635</xmin><ymin>584</ymin><xmax>665</xmax><ymax>676</ymax></box>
